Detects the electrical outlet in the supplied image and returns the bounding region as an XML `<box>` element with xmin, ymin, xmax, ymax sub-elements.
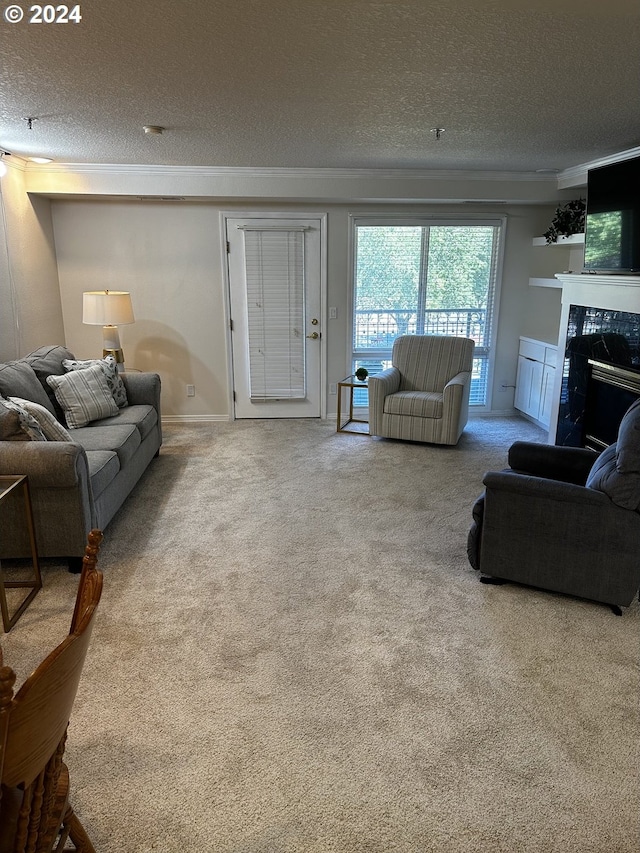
<box><xmin>186</xmin><ymin>384</ymin><xmax>195</xmax><ymax>397</ymax></box>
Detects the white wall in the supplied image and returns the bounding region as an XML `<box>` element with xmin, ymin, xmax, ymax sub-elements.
<box><xmin>52</xmin><ymin>200</ymin><xmax>228</xmax><ymax>418</ymax></box>
<box><xmin>51</xmin><ymin>197</ymin><xmax>558</xmax><ymax>418</ymax></box>
<box><xmin>0</xmin><ymin>163</ymin><xmax>63</xmax><ymax>361</ymax></box>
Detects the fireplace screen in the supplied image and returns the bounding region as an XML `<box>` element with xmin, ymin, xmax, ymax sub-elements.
<box><xmin>557</xmin><ymin>305</ymin><xmax>640</xmax><ymax>446</ymax></box>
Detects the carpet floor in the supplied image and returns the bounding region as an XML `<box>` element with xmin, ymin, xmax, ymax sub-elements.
<box><xmin>2</xmin><ymin>416</ymin><xmax>639</xmax><ymax>853</ymax></box>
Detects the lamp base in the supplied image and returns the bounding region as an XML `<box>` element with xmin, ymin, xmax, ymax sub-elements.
<box><xmin>103</xmin><ymin>348</ymin><xmax>125</xmax><ymax>372</ymax></box>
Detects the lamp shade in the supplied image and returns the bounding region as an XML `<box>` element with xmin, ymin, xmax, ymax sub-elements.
<box><xmin>83</xmin><ymin>291</ymin><xmax>135</xmax><ymax>326</ymax></box>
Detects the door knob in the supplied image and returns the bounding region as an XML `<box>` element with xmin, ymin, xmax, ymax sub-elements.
<box><xmin>306</xmin><ymin>331</ymin><xmax>320</xmax><ymax>340</ymax></box>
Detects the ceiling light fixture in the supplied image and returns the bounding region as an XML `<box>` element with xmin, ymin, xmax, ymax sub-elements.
<box><xmin>430</xmin><ymin>128</ymin><xmax>446</xmax><ymax>141</ymax></box>
<box><xmin>143</xmin><ymin>125</ymin><xmax>164</xmax><ymax>135</ymax></box>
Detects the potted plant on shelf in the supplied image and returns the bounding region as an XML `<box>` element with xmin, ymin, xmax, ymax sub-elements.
<box><xmin>543</xmin><ymin>198</ymin><xmax>586</xmax><ymax>244</ymax></box>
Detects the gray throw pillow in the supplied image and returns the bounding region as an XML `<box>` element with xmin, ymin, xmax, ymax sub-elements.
<box><xmin>63</xmin><ymin>356</ymin><xmax>128</xmax><ymax>408</ymax></box>
<box><xmin>586</xmin><ymin>399</ymin><xmax>640</xmax><ymax>510</ymax></box>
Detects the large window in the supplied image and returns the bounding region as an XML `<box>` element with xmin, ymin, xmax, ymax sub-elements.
<box><xmin>352</xmin><ymin>219</ymin><xmax>504</xmax><ymax>406</ymax></box>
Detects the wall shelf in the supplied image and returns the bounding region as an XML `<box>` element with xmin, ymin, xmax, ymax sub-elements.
<box><xmin>529</xmin><ymin>233</ymin><xmax>585</xmax><ymax>288</ymax></box>
<box><xmin>531</xmin><ymin>233</ymin><xmax>585</xmax><ymax>247</ymax></box>
<box><xmin>529</xmin><ymin>276</ymin><xmax>562</xmax><ymax>289</ymax></box>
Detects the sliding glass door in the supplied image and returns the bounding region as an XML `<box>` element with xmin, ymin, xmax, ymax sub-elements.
<box><xmin>352</xmin><ymin>219</ymin><xmax>504</xmax><ymax>407</ymax></box>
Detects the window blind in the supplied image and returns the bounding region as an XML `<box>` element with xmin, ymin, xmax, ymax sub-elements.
<box><xmin>241</xmin><ymin>228</ymin><xmax>306</xmax><ymax>400</ymax></box>
<box><xmin>352</xmin><ymin>220</ymin><xmax>503</xmax><ymax>407</ymax></box>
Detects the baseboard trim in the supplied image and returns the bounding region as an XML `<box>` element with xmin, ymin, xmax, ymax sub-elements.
<box><xmin>471</xmin><ymin>409</ymin><xmax>518</xmax><ymax>418</ymax></box>
<box><xmin>161</xmin><ymin>415</ymin><xmax>231</xmax><ymax>424</ymax></box>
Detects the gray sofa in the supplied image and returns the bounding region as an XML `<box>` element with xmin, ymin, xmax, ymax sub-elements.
<box><xmin>0</xmin><ymin>345</ymin><xmax>161</xmax><ymax>568</ymax></box>
<box><xmin>467</xmin><ymin>399</ymin><xmax>640</xmax><ymax>610</ymax></box>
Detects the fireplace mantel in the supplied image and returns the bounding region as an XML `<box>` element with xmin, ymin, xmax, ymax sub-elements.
<box><xmin>554</xmin><ymin>273</ymin><xmax>640</xmax><ymax>314</ymax></box>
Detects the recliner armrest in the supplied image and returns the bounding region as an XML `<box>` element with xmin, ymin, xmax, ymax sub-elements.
<box><xmin>482</xmin><ymin>469</ymin><xmax>608</xmax><ymax>506</ymax></box>
<box><xmin>507</xmin><ymin>441</ymin><xmax>598</xmax><ymax>485</ymax></box>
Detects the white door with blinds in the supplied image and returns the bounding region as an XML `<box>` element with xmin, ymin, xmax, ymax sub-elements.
<box><xmin>227</xmin><ymin>217</ymin><xmax>323</xmax><ymax>418</ymax></box>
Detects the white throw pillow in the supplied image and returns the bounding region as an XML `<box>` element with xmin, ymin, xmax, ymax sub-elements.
<box><xmin>46</xmin><ymin>363</ymin><xmax>119</xmax><ymax>428</ymax></box>
<box><xmin>8</xmin><ymin>396</ymin><xmax>72</xmax><ymax>441</ymax></box>
<box><xmin>62</xmin><ymin>355</ymin><xmax>128</xmax><ymax>408</ymax></box>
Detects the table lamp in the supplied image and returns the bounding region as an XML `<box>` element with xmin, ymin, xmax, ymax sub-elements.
<box><xmin>82</xmin><ymin>290</ymin><xmax>135</xmax><ymax>371</ymax></box>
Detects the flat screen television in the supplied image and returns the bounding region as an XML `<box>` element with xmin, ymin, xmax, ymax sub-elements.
<box><xmin>583</xmin><ymin>156</ymin><xmax>640</xmax><ymax>274</ymax></box>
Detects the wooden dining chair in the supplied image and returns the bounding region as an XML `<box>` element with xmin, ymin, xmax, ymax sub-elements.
<box><xmin>0</xmin><ymin>529</ymin><xmax>104</xmax><ymax>853</ymax></box>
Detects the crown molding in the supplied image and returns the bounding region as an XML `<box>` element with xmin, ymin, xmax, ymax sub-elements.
<box><xmin>557</xmin><ymin>145</ymin><xmax>640</xmax><ymax>189</ymax></box>
<box><xmin>24</xmin><ymin>162</ymin><xmax>559</xmax><ymax>183</ymax></box>
<box><xmin>1</xmin><ymin>154</ymin><xmax>28</xmax><ymax>172</ymax></box>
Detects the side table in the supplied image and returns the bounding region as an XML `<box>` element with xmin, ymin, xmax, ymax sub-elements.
<box><xmin>0</xmin><ymin>475</ymin><xmax>42</xmax><ymax>631</ymax></box>
<box><xmin>337</xmin><ymin>375</ymin><xmax>370</xmax><ymax>435</ymax></box>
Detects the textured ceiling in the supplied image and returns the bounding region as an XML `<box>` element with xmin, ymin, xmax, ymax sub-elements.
<box><xmin>0</xmin><ymin>0</ymin><xmax>639</xmax><ymax>172</ymax></box>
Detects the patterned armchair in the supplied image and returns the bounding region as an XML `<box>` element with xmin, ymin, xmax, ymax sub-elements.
<box><xmin>368</xmin><ymin>335</ymin><xmax>475</xmax><ymax>445</ymax></box>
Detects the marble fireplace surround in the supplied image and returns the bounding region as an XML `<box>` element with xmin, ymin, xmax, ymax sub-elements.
<box><xmin>550</xmin><ymin>274</ymin><xmax>640</xmax><ymax>445</ymax></box>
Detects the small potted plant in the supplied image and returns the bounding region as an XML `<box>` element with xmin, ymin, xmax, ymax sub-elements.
<box><xmin>543</xmin><ymin>198</ymin><xmax>586</xmax><ymax>244</ymax></box>
<box><xmin>354</xmin><ymin>367</ymin><xmax>368</xmax><ymax>382</ymax></box>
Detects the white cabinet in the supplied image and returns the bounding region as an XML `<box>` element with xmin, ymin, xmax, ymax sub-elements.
<box><xmin>514</xmin><ymin>337</ymin><xmax>558</xmax><ymax>428</ymax></box>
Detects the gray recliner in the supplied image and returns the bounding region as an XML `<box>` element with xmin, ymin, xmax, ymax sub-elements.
<box><xmin>467</xmin><ymin>399</ymin><xmax>640</xmax><ymax>611</ymax></box>
<box><xmin>368</xmin><ymin>335</ymin><xmax>475</xmax><ymax>445</ymax></box>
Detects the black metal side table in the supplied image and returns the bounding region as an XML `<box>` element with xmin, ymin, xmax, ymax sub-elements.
<box><xmin>0</xmin><ymin>475</ymin><xmax>42</xmax><ymax>631</ymax></box>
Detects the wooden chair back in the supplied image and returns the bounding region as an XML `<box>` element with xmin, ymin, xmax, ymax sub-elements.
<box><xmin>0</xmin><ymin>529</ymin><xmax>103</xmax><ymax>852</ymax></box>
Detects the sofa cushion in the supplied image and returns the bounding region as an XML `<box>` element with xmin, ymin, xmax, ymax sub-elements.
<box><xmin>0</xmin><ymin>361</ymin><xmax>56</xmax><ymax>415</ymax></box>
<box><xmin>46</xmin><ymin>363</ymin><xmax>119</xmax><ymax>428</ymax></box>
<box><xmin>87</xmin><ymin>404</ymin><xmax>157</xmax><ymax>441</ymax></box>
<box><xmin>71</xmin><ymin>423</ymin><xmax>141</xmax><ymax>467</ymax></box>
<box><xmin>8</xmin><ymin>397</ymin><xmax>72</xmax><ymax>442</ymax></box>
<box><xmin>85</xmin><ymin>450</ymin><xmax>120</xmax><ymax>500</ymax></box>
<box><xmin>23</xmin><ymin>345</ymin><xmax>76</xmax><ymax>418</ymax></box>
<box><xmin>586</xmin><ymin>399</ymin><xmax>640</xmax><ymax>510</ymax></box>
<box><xmin>384</xmin><ymin>390</ymin><xmax>443</xmax><ymax>419</ymax></box>
<box><xmin>63</xmin><ymin>356</ymin><xmax>128</xmax><ymax>408</ymax></box>
<box><xmin>0</xmin><ymin>397</ymin><xmax>47</xmax><ymax>440</ymax></box>
<box><xmin>0</xmin><ymin>399</ymin><xmax>31</xmax><ymax>441</ymax></box>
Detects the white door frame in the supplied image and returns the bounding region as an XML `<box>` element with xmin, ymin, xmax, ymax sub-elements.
<box><xmin>220</xmin><ymin>211</ymin><xmax>328</xmax><ymax>420</ymax></box>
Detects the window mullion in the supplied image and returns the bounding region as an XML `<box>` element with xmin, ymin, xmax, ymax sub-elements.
<box><xmin>416</xmin><ymin>228</ymin><xmax>429</xmax><ymax>334</ymax></box>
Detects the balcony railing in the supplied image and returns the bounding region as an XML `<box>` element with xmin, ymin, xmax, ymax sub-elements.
<box><xmin>352</xmin><ymin>308</ymin><xmax>489</xmax><ymax>405</ymax></box>
<box><xmin>353</xmin><ymin>308</ymin><xmax>486</xmax><ymax>349</ymax></box>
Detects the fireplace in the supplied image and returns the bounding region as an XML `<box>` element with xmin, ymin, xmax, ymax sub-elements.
<box><xmin>556</xmin><ymin>304</ymin><xmax>640</xmax><ymax>447</ymax></box>
<box><xmin>583</xmin><ymin>359</ymin><xmax>640</xmax><ymax>450</ymax></box>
